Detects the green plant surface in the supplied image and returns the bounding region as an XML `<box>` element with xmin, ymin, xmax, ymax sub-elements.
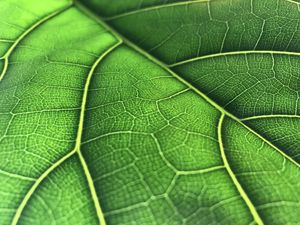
<box><xmin>0</xmin><ymin>0</ymin><xmax>300</xmax><ymax>224</ymax></box>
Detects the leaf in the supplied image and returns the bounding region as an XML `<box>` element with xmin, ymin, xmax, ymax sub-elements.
<box><xmin>0</xmin><ymin>0</ymin><xmax>300</xmax><ymax>224</ymax></box>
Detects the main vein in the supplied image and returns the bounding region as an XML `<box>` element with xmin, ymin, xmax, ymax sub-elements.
<box><xmin>75</xmin><ymin>2</ymin><xmax>300</xmax><ymax>222</ymax></box>
<box><xmin>0</xmin><ymin>4</ymin><xmax>72</xmax><ymax>81</ymax></box>
<box><xmin>76</xmin><ymin>1</ymin><xmax>300</xmax><ymax>169</ymax></box>
<box><xmin>217</xmin><ymin>114</ymin><xmax>264</xmax><ymax>225</ymax></box>
<box><xmin>74</xmin><ymin>41</ymin><xmax>122</xmax><ymax>225</ymax></box>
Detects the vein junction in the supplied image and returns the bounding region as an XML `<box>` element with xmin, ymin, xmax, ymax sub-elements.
<box><xmin>73</xmin><ymin>41</ymin><xmax>122</xmax><ymax>225</ymax></box>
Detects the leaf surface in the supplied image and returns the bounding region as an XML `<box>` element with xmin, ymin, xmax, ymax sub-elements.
<box><xmin>0</xmin><ymin>0</ymin><xmax>300</xmax><ymax>224</ymax></box>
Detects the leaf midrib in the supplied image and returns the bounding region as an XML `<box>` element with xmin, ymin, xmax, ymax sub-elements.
<box><xmin>75</xmin><ymin>1</ymin><xmax>300</xmax><ymax>224</ymax></box>
<box><xmin>76</xmin><ymin>1</ymin><xmax>300</xmax><ymax>169</ymax></box>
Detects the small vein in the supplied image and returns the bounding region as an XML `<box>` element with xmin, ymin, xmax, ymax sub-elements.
<box><xmin>82</xmin><ymin>131</ymin><xmax>149</xmax><ymax>145</ymax></box>
<box><xmin>217</xmin><ymin>113</ymin><xmax>264</xmax><ymax>225</ymax></box>
<box><xmin>0</xmin><ymin>39</ymin><xmax>15</xmax><ymax>43</ymax></box>
<box><xmin>253</xmin><ymin>20</ymin><xmax>265</xmax><ymax>49</ymax></box>
<box><xmin>0</xmin><ymin>3</ymin><xmax>73</xmax><ymax>81</ymax></box>
<box><xmin>103</xmin><ymin>0</ymin><xmax>211</xmax><ymax>21</ymax></box>
<box><xmin>257</xmin><ymin>200</ymin><xmax>300</xmax><ymax>209</ymax></box>
<box><xmin>0</xmin><ymin>169</ymin><xmax>35</xmax><ymax>182</ymax></box>
<box><xmin>220</xmin><ymin>21</ymin><xmax>229</xmax><ymax>52</ymax></box>
<box><xmin>176</xmin><ymin>165</ymin><xmax>225</xmax><ymax>175</ymax></box>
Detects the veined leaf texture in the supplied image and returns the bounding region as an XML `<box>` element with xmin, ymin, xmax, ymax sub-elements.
<box><xmin>0</xmin><ymin>0</ymin><xmax>300</xmax><ymax>224</ymax></box>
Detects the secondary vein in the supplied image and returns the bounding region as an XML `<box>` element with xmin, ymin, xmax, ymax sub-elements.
<box><xmin>217</xmin><ymin>114</ymin><xmax>264</xmax><ymax>225</ymax></box>
<box><xmin>74</xmin><ymin>41</ymin><xmax>122</xmax><ymax>225</ymax></box>
<box><xmin>169</xmin><ymin>50</ymin><xmax>300</xmax><ymax>67</ymax></box>
<box><xmin>10</xmin><ymin>41</ymin><xmax>121</xmax><ymax>225</ymax></box>
<box><xmin>0</xmin><ymin>3</ymin><xmax>72</xmax><ymax>81</ymax></box>
<box><xmin>11</xmin><ymin>149</ymin><xmax>77</xmax><ymax>225</ymax></box>
<box><xmin>241</xmin><ymin>114</ymin><xmax>300</xmax><ymax>121</ymax></box>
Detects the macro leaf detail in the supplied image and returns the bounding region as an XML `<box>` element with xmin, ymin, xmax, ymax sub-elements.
<box><xmin>0</xmin><ymin>0</ymin><xmax>300</xmax><ymax>225</ymax></box>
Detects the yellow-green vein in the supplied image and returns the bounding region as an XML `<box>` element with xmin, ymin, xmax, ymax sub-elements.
<box><xmin>286</xmin><ymin>0</ymin><xmax>300</xmax><ymax>5</ymax></box>
<box><xmin>10</xmin><ymin>37</ymin><xmax>121</xmax><ymax>225</ymax></box>
<box><xmin>241</xmin><ymin>114</ymin><xmax>300</xmax><ymax>121</ymax></box>
<box><xmin>0</xmin><ymin>169</ymin><xmax>35</xmax><ymax>182</ymax></box>
<box><xmin>0</xmin><ymin>3</ymin><xmax>72</xmax><ymax>81</ymax></box>
<box><xmin>11</xmin><ymin>149</ymin><xmax>77</xmax><ymax>225</ymax></box>
<box><xmin>168</xmin><ymin>50</ymin><xmax>300</xmax><ymax>67</ymax></box>
<box><xmin>217</xmin><ymin>113</ymin><xmax>264</xmax><ymax>225</ymax></box>
<box><xmin>74</xmin><ymin>41</ymin><xmax>122</xmax><ymax>225</ymax></box>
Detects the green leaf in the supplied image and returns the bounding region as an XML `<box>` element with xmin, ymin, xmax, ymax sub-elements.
<box><xmin>1</xmin><ymin>0</ymin><xmax>300</xmax><ymax>224</ymax></box>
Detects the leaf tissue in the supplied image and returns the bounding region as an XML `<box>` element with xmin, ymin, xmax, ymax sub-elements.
<box><xmin>0</xmin><ymin>0</ymin><xmax>300</xmax><ymax>224</ymax></box>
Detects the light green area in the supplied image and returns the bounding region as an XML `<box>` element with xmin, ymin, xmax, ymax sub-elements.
<box><xmin>0</xmin><ymin>0</ymin><xmax>299</xmax><ymax>224</ymax></box>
